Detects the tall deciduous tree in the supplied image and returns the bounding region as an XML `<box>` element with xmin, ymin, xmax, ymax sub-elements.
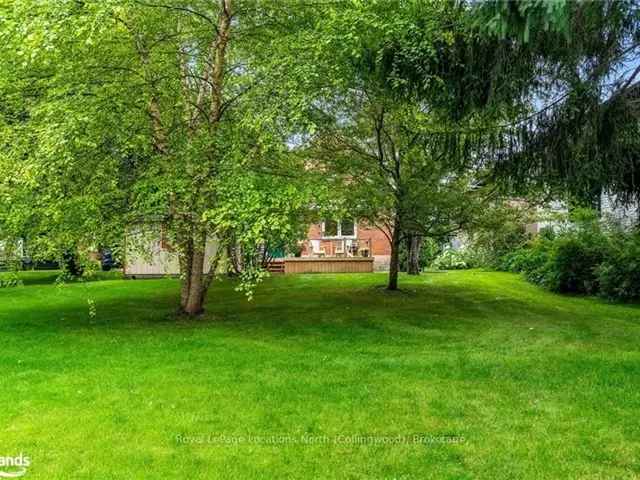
<box><xmin>302</xmin><ymin>1</ymin><xmax>485</xmax><ymax>290</ymax></box>
<box><xmin>312</xmin><ymin>95</ymin><xmax>483</xmax><ymax>290</ymax></box>
<box><xmin>0</xmin><ymin>0</ymin><xmax>317</xmax><ymax>315</ymax></box>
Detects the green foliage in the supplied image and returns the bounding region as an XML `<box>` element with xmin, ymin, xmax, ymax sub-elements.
<box><xmin>234</xmin><ymin>268</ymin><xmax>270</xmax><ymax>302</ymax></box>
<box><xmin>500</xmin><ymin>242</ymin><xmax>549</xmax><ymax>275</ymax></box>
<box><xmin>399</xmin><ymin>237</ymin><xmax>440</xmax><ymax>272</ymax></box>
<box><xmin>431</xmin><ymin>249</ymin><xmax>469</xmax><ymax>270</ymax></box>
<box><xmin>303</xmin><ymin>1</ymin><xmax>487</xmax><ymax>289</ymax></box>
<box><xmin>500</xmin><ymin>209</ymin><xmax>640</xmax><ymax>300</ymax></box>
<box><xmin>3</xmin><ymin>0</ymin><xmax>639</xmax><ymax>305</ymax></box>
<box><xmin>0</xmin><ymin>0</ymin><xmax>322</xmax><ymax>310</ymax></box>
<box><xmin>0</xmin><ymin>271</ymin><xmax>23</xmax><ymax>288</ymax></box>
<box><xmin>478</xmin><ymin>1</ymin><xmax>640</xmax><ymax>203</ymax></box>
<box><xmin>463</xmin><ymin>201</ymin><xmax>536</xmax><ymax>268</ymax></box>
<box><xmin>540</xmin><ymin>235</ymin><xmax>607</xmax><ymax>294</ymax></box>
<box><xmin>522</xmin><ymin>209</ymin><xmax>610</xmax><ymax>294</ymax></box>
<box><xmin>596</xmin><ymin>234</ymin><xmax>640</xmax><ymax>301</ymax></box>
<box><xmin>481</xmin><ymin>0</ymin><xmax>570</xmax><ymax>43</ymax></box>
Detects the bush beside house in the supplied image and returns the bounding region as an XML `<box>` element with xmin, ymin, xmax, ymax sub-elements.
<box><xmin>431</xmin><ymin>249</ymin><xmax>469</xmax><ymax>270</ymax></box>
<box><xmin>595</xmin><ymin>235</ymin><xmax>640</xmax><ymax>301</ymax></box>
<box><xmin>499</xmin><ymin>209</ymin><xmax>640</xmax><ymax>301</ymax></box>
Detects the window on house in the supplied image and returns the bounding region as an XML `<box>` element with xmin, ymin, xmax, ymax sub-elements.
<box><xmin>324</xmin><ymin>220</ymin><xmax>338</xmax><ymax>237</ymax></box>
<box><xmin>323</xmin><ymin>219</ymin><xmax>356</xmax><ymax>238</ymax></box>
<box><xmin>340</xmin><ymin>219</ymin><xmax>355</xmax><ymax>236</ymax></box>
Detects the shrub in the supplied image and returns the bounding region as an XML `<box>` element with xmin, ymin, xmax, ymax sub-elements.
<box><xmin>481</xmin><ymin>206</ymin><xmax>640</xmax><ymax>302</ymax></box>
<box><xmin>501</xmin><ymin>247</ymin><xmax>542</xmax><ymax>273</ymax></box>
<box><xmin>537</xmin><ymin>226</ymin><xmax>557</xmax><ymax>242</ymax></box>
<box><xmin>540</xmin><ymin>235</ymin><xmax>608</xmax><ymax>294</ymax></box>
<box><xmin>499</xmin><ymin>209</ymin><xmax>615</xmax><ymax>295</ymax></box>
<box><xmin>596</xmin><ymin>234</ymin><xmax>640</xmax><ymax>301</ymax></box>
<box><xmin>458</xmin><ymin>246</ymin><xmax>490</xmax><ymax>269</ymax></box>
<box><xmin>431</xmin><ymin>249</ymin><xmax>469</xmax><ymax>270</ymax></box>
<box><xmin>499</xmin><ymin>236</ymin><xmax>552</xmax><ymax>274</ymax></box>
<box><xmin>463</xmin><ymin>202</ymin><xmax>536</xmax><ymax>268</ymax></box>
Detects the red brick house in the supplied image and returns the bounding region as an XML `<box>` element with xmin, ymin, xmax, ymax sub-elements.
<box><xmin>124</xmin><ymin>219</ymin><xmax>392</xmax><ymax>277</ymax></box>
<box><xmin>298</xmin><ymin>219</ymin><xmax>392</xmax><ymax>271</ymax></box>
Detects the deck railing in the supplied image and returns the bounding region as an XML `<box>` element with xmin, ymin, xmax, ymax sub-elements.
<box><xmin>305</xmin><ymin>238</ymin><xmax>372</xmax><ymax>258</ymax></box>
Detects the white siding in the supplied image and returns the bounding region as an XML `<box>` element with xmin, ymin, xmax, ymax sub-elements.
<box><xmin>124</xmin><ymin>225</ymin><xmax>218</xmax><ymax>277</ymax></box>
<box><xmin>601</xmin><ymin>192</ymin><xmax>639</xmax><ymax>228</ymax></box>
<box><xmin>527</xmin><ymin>201</ymin><xmax>567</xmax><ymax>234</ymax></box>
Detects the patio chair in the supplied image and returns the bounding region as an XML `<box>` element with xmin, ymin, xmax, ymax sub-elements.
<box><xmin>310</xmin><ymin>240</ymin><xmax>326</xmax><ymax>257</ymax></box>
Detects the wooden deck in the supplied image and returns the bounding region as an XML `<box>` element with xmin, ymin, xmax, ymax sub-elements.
<box><xmin>282</xmin><ymin>257</ymin><xmax>374</xmax><ymax>274</ymax></box>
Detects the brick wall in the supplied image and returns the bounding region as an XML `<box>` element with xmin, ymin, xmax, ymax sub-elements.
<box><xmin>357</xmin><ymin>224</ymin><xmax>391</xmax><ymax>256</ymax></box>
<box><xmin>302</xmin><ymin>222</ymin><xmax>391</xmax><ymax>270</ymax></box>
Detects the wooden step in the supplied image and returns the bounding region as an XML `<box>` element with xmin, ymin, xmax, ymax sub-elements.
<box><xmin>266</xmin><ymin>261</ymin><xmax>285</xmax><ymax>274</ymax></box>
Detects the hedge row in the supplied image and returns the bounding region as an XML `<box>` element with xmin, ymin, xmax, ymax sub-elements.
<box><xmin>500</xmin><ymin>210</ymin><xmax>640</xmax><ymax>301</ymax></box>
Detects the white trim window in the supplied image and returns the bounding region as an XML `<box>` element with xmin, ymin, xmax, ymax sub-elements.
<box><xmin>321</xmin><ymin>219</ymin><xmax>357</xmax><ymax>239</ymax></box>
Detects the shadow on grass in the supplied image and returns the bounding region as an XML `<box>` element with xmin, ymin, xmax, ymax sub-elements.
<box><xmin>0</xmin><ymin>270</ymin><xmax>123</xmax><ymax>286</ymax></box>
<box><xmin>0</xmin><ymin>270</ymin><xmax>60</xmax><ymax>286</ymax></box>
<box><xmin>1</xmin><ymin>273</ymin><xmax>639</xmax><ymax>345</ymax></box>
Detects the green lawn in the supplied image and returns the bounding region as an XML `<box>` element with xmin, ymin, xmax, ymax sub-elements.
<box><xmin>1</xmin><ymin>270</ymin><xmax>639</xmax><ymax>479</ymax></box>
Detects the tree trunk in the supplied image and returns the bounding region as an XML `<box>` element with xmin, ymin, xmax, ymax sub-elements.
<box><xmin>407</xmin><ymin>234</ymin><xmax>422</xmax><ymax>275</ymax></box>
<box><xmin>226</xmin><ymin>241</ymin><xmax>241</xmax><ymax>276</ymax></box>
<box><xmin>387</xmin><ymin>221</ymin><xmax>402</xmax><ymax>290</ymax></box>
<box><xmin>179</xmin><ymin>236</ymin><xmax>193</xmax><ymax>311</ymax></box>
<box><xmin>181</xmin><ymin>235</ymin><xmax>207</xmax><ymax>316</ymax></box>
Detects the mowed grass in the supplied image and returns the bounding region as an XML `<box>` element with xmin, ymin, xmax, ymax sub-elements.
<box><xmin>1</xmin><ymin>270</ymin><xmax>639</xmax><ymax>479</ymax></box>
